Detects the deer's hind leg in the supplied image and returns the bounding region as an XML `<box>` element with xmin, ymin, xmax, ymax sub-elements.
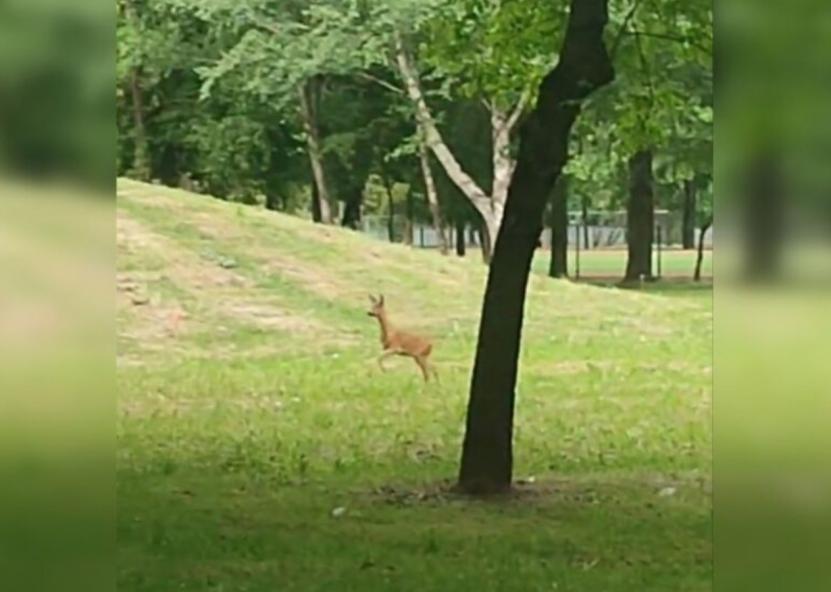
<box><xmin>413</xmin><ymin>355</ymin><xmax>430</xmax><ymax>382</ymax></box>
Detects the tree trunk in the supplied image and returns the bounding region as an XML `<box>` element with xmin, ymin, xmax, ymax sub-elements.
<box><xmin>265</xmin><ymin>192</ymin><xmax>280</xmax><ymax>211</ymax></box>
<box><xmin>455</xmin><ymin>221</ymin><xmax>466</xmax><ymax>256</ymax></box>
<box><xmin>682</xmin><ymin>178</ymin><xmax>697</xmax><ymax>249</ymax></box>
<box><xmin>298</xmin><ymin>78</ymin><xmax>332</xmax><ymax>224</ymax></box>
<box><xmin>123</xmin><ymin>0</ymin><xmax>151</xmax><ymax>181</ymax></box>
<box><xmin>402</xmin><ymin>190</ymin><xmax>414</xmax><ymax>245</ymax></box>
<box><xmin>458</xmin><ymin>0</ymin><xmax>614</xmax><ymax>494</ymax></box>
<box><xmin>341</xmin><ymin>193</ymin><xmax>361</xmax><ymax>229</ymax></box>
<box><xmin>128</xmin><ymin>70</ymin><xmax>151</xmax><ymax>181</ymax></box>
<box><xmin>694</xmin><ymin>216</ymin><xmax>712</xmax><ymax>281</ymax></box>
<box><xmin>743</xmin><ymin>151</ymin><xmax>783</xmax><ymax>282</ymax></box>
<box><xmin>384</xmin><ymin>181</ymin><xmax>395</xmax><ymax>243</ymax></box>
<box><xmin>311</xmin><ymin>183</ymin><xmax>322</xmax><ymax>223</ymax></box>
<box><xmin>418</xmin><ymin>139</ymin><xmax>449</xmax><ymax>254</ymax></box>
<box><xmin>624</xmin><ymin>149</ymin><xmax>655</xmax><ymax>281</ymax></box>
<box><xmin>581</xmin><ymin>194</ymin><xmax>590</xmax><ymax>250</ymax></box>
<box><xmin>548</xmin><ymin>175</ymin><xmax>569</xmax><ymax>278</ymax></box>
<box><xmin>478</xmin><ymin>220</ymin><xmax>492</xmax><ymax>263</ymax></box>
<box><xmin>469</xmin><ymin>226</ymin><xmax>478</xmax><ymax>246</ymax></box>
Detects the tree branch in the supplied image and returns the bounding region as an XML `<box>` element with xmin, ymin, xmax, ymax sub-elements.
<box><xmin>625</xmin><ymin>30</ymin><xmax>712</xmax><ymax>55</ymax></box>
<box><xmin>357</xmin><ymin>72</ymin><xmax>404</xmax><ymax>95</ymax></box>
<box><xmin>506</xmin><ymin>89</ymin><xmax>530</xmax><ymax>133</ymax></box>
<box><xmin>608</xmin><ymin>0</ymin><xmax>642</xmax><ymax>59</ymax></box>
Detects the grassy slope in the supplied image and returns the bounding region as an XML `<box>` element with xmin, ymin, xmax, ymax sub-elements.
<box><xmin>117</xmin><ymin>179</ymin><xmax>712</xmax><ymax>592</ymax></box>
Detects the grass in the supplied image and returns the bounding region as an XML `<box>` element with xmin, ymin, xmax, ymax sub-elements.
<box><xmin>117</xmin><ymin>178</ymin><xmax>712</xmax><ymax>591</ymax></box>
<box><xmin>529</xmin><ymin>247</ymin><xmax>712</xmax><ymax>280</ymax></box>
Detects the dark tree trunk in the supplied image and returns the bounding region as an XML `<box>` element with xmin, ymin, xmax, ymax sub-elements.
<box><xmin>456</xmin><ymin>221</ymin><xmax>466</xmax><ymax>256</ymax></box>
<box><xmin>682</xmin><ymin>178</ymin><xmax>697</xmax><ymax>249</ymax></box>
<box><xmin>469</xmin><ymin>226</ymin><xmax>478</xmax><ymax>246</ymax></box>
<box><xmin>478</xmin><ymin>220</ymin><xmax>492</xmax><ymax>263</ymax></box>
<box><xmin>265</xmin><ymin>192</ymin><xmax>280</xmax><ymax>211</ymax></box>
<box><xmin>340</xmin><ymin>194</ymin><xmax>361</xmax><ymax>229</ymax></box>
<box><xmin>404</xmin><ymin>190</ymin><xmax>414</xmax><ymax>245</ymax></box>
<box><xmin>624</xmin><ymin>149</ymin><xmax>655</xmax><ymax>281</ymax></box>
<box><xmin>458</xmin><ymin>0</ymin><xmax>614</xmax><ymax>494</ymax></box>
<box><xmin>387</xmin><ymin>192</ymin><xmax>395</xmax><ymax>242</ymax></box>
<box><xmin>311</xmin><ymin>183</ymin><xmax>322</xmax><ymax>223</ymax></box>
<box><xmin>743</xmin><ymin>151</ymin><xmax>783</xmax><ymax>282</ymax></box>
<box><xmin>548</xmin><ymin>175</ymin><xmax>569</xmax><ymax>278</ymax></box>
<box><xmin>694</xmin><ymin>216</ymin><xmax>712</xmax><ymax>281</ymax></box>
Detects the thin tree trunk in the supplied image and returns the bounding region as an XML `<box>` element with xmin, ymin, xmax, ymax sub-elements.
<box><xmin>128</xmin><ymin>70</ymin><xmax>151</xmax><ymax>181</ymax></box>
<box><xmin>455</xmin><ymin>220</ymin><xmax>466</xmax><ymax>256</ymax></box>
<box><xmin>548</xmin><ymin>175</ymin><xmax>569</xmax><ymax>278</ymax></box>
<box><xmin>624</xmin><ymin>149</ymin><xmax>655</xmax><ymax>281</ymax></box>
<box><xmin>123</xmin><ymin>0</ymin><xmax>151</xmax><ymax>181</ymax></box>
<box><xmin>581</xmin><ymin>194</ymin><xmax>590</xmax><ymax>249</ymax></box>
<box><xmin>381</xmin><ymin>175</ymin><xmax>395</xmax><ymax>242</ymax></box>
<box><xmin>310</xmin><ymin>183</ymin><xmax>322</xmax><ymax>222</ymax></box>
<box><xmin>682</xmin><ymin>178</ymin><xmax>696</xmax><ymax>249</ymax></box>
<box><xmin>694</xmin><ymin>216</ymin><xmax>712</xmax><ymax>281</ymax></box>
<box><xmin>469</xmin><ymin>226</ymin><xmax>478</xmax><ymax>246</ymax></box>
<box><xmin>458</xmin><ymin>0</ymin><xmax>614</xmax><ymax>494</ymax></box>
<box><xmin>418</xmin><ymin>139</ymin><xmax>449</xmax><ymax>254</ymax></box>
<box><xmin>403</xmin><ymin>189</ymin><xmax>414</xmax><ymax>245</ymax></box>
<box><xmin>298</xmin><ymin>78</ymin><xmax>332</xmax><ymax>224</ymax></box>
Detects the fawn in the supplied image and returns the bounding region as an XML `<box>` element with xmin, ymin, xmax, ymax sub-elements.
<box><xmin>367</xmin><ymin>294</ymin><xmax>437</xmax><ymax>382</ymax></box>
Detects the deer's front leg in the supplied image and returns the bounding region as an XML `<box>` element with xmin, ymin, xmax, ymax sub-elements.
<box><xmin>377</xmin><ymin>349</ymin><xmax>396</xmax><ymax>371</ymax></box>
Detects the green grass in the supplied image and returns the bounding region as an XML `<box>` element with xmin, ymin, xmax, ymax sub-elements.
<box><xmin>529</xmin><ymin>248</ymin><xmax>712</xmax><ymax>280</ymax></box>
<box><xmin>117</xmin><ymin>179</ymin><xmax>712</xmax><ymax>591</ymax></box>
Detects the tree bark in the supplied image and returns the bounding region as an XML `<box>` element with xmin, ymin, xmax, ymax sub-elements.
<box><xmin>455</xmin><ymin>220</ymin><xmax>466</xmax><ymax>256</ymax></box>
<box><xmin>624</xmin><ymin>149</ymin><xmax>655</xmax><ymax>281</ymax></box>
<box><xmin>458</xmin><ymin>0</ymin><xmax>614</xmax><ymax>494</ymax></box>
<box><xmin>694</xmin><ymin>216</ymin><xmax>712</xmax><ymax>281</ymax></box>
<box><xmin>548</xmin><ymin>175</ymin><xmax>569</xmax><ymax>278</ymax></box>
<box><xmin>298</xmin><ymin>78</ymin><xmax>332</xmax><ymax>224</ymax></box>
<box><xmin>682</xmin><ymin>178</ymin><xmax>697</xmax><ymax>249</ymax></box>
<box><xmin>418</xmin><ymin>139</ymin><xmax>449</xmax><ymax>254</ymax></box>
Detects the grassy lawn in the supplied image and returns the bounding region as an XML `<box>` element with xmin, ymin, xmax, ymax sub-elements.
<box><xmin>117</xmin><ymin>179</ymin><xmax>712</xmax><ymax>591</ymax></box>
<box><xmin>530</xmin><ymin>248</ymin><xmax>712</xmax><ymax>281</ymax></box>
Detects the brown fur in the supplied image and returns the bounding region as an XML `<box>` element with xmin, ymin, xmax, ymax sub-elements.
<box><xmin>367</xmin><ymin>294</ymin><xmax>437</xmax><ymax>382</ymax></box>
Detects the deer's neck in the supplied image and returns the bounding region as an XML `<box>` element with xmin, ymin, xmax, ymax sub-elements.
<box><xmin>376</xmin><ymin>311</ymin><xmax>393</xmax><ymax>345</ymax></box>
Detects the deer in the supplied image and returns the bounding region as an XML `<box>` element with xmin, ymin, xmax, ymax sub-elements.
<box><xmin>367</xmin><ymin>294</ymin><xmax>438</xmax><ymax>382</ymax></box>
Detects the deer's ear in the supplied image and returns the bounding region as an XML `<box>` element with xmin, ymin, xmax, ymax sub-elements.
<box><xmin>379</xmin><ymin>294</ymin><xmax>384</xmax><ymax>306</ymax></box>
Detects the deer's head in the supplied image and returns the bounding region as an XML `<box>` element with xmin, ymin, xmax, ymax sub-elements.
<box><xmin>367</xmin><ymin>293</ymin><xmax>385</xmax><ymax>317</ymax></box>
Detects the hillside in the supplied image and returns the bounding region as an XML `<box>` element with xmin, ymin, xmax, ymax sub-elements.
<box><xmin>117</xmin><ymin>178</ymin><xmax>712</xmax><ymax>591</ymax></box>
